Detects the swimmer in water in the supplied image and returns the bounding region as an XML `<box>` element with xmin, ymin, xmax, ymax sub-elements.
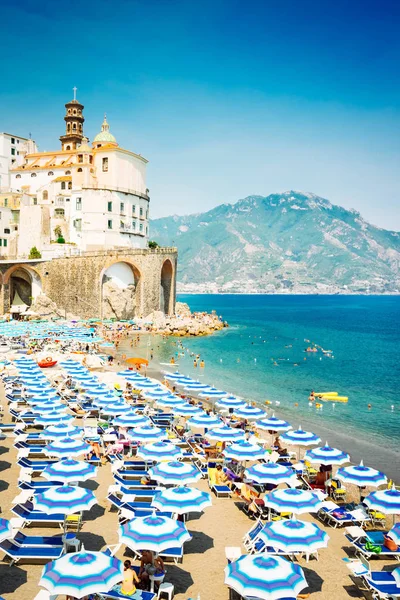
<box><xmin>200</xmin><ymin>360</ymin><xmax>205</xmax><ymax>368</ymax></box>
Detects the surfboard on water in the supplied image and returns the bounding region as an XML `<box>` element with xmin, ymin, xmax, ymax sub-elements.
<box><xmin>160</xmin><ymin>362</ymin><xmax>179</xmax><ymax>366</ymax></box>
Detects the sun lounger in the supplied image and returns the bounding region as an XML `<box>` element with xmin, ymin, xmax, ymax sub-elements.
<box><xmin>115</xmin><ymin>469</ymin><xmax>149</xmax><ymax>480</ymax></box>
<box><xmin>12</xmin><ymin>532</ymin><xmax>66</xmax><ymax>547</ymax></box>
<box><xmin>211</xmin><ymin>484</ymin><xmax>232</xmax><ymax>498</ymax></box>
<box><xmin>243</xmin><ymin>518</ymin><xmax>264</xmax><ymax>550</ymax></box>
<box><xmin>17</xmin><ymin>458</ymin><xmax>57</xmax><ymax>473</ymax></box>
<box><xmin>318</xmin><ymin>502</ymin><xmax>370</xmax><ymax>528</ymax></box>
<box><xmin>344</xmin><ymin>528</ymin><xmax>400</xmax><ymax>561</ymax></box>
<box><xmin>18</xmin><ymin>481</ymin><xmax>63</xmax><ymax>492</ymax></box>
<box><xmin>363</xmin><ymin>572</ymin><xmax>400</xmax><ymax>599</ymax></box>
<box><xmin>11</xmin><ymin>502</ymin><xmax>66</xmax><ymax>526</ymax></box>
<box><xmin>99</xmin><ymin>590</ymin><xmax>156</xmax><ymax>600</ymax></box>
<box><xmin>0</xmin><ymin>539</ymin><xmax>64</xmax><ymax>564</ymax></box>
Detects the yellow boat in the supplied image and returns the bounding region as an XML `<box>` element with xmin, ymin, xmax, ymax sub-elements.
<box><xmin>314</xmin><ymin>392</ymin><xmax>338</xmax><ymax>396</ymax></box>
<box><xmin>322</xmin><ymin>396</ymin><xmax>348</xmax><ymax>403</ymax></box>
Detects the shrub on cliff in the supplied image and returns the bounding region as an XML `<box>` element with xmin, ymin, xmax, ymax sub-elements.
<box><xmin>148</xmin><ymin>240</ymin><xmax>159</xmax><ymax>249</ymax></box>
<box><xmin>28</xmin><ymin>246</ymin><xmax>42</xmax><ymax>259</ymax></box>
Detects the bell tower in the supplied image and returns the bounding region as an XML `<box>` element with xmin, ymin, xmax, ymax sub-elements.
<box><xmin>60</xmin><ymin>87</ymin><xmax>85</xmax><ymax>151</ymax></box>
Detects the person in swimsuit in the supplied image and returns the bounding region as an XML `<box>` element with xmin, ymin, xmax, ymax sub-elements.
<box><xmin>120</xmin><ymin>559</ymin><xmax>140</xmax><ymax>596</ymax></box>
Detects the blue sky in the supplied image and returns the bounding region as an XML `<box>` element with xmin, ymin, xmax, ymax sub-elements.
<box><xmin>1</xmin><ymin>0</ymin><xmax>399</xmax><ymax>228</ymax></box>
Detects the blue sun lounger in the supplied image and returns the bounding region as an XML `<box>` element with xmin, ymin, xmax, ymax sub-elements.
<box><xmin>12</xmin><ymin>532</ymin><xmax>65</xmax><ymax>547</ymax></box>
<box><xmin>17</xmin><ymin>458</ymin><xmax>57</xmax><ymax>473</ymax></box>
<box><xmin>18</xmin><ymin>481</ymin><xmax>63</xmax><ymax>492</ymax></box>
<box><xmin>345</xmin><ymin>531</ymin><xmax>400</xmax><ymax>561</ymax></box>
<box><xmin>11</xmin><ymin>502</ymin><xmax>66</xmax><ymax>526</ymax></box>
<box><xmin>0</xmin><ymin>539</ymin><xmax>64</xmax><ymax>565</ymax></box>
<box><xmin>363</xmin><ymin>571</ymin><xmax>400</xmax><ymax>598</ymax></box>
<box><xmin>99</xmin><ymin>590</ymin><xmax>155</xmax><ymax>600</ymax></box>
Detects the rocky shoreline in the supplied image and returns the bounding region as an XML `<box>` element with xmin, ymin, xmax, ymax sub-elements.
<box><xmin>141</xmin><ymin>302</ymin><xmax>228</xmax><ymax>336</ymax></box>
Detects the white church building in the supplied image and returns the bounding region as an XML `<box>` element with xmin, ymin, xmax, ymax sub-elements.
<box><xmin>7</xmin><ymin>90</ymin><xmax>150</xmax><ymax>258</ymax></box>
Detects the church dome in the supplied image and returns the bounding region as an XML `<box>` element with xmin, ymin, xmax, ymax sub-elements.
<box><xmin>93</xmin><ymin>115</ymin><xmax>117</xmax><ymax>145</ymax></box>
<box><xmin>77</xmin><ymin>137</ymin><xmax>92</xmax><ymax>152</ymax></box>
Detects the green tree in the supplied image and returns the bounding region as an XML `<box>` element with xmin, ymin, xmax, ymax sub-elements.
<box><xmin>54</xmin><ymin>225</ymin><xmax>62</xmax><ymax>238</ymax></box>
<box><xmin>28</xmin><ymin>246</ymin><xmax>42</xmax><ymax>259</ymax></box>
<box><xmin>148</xmin><ymin>240</ymin><xmax>159</xmax><ymax>249</ymax></box>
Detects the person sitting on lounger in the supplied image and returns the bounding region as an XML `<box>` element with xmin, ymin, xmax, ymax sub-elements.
<box><xmin>215</xmin><ymin>464</ymin><xmax>228</xmax><ymax>485</ymax></box>
<box><xmin>120</xmin><ymin>559</ymin><xmax>140</xmax><ymax>596</ymax></box>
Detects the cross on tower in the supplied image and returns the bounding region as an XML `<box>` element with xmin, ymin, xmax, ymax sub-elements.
<box><xmin>73</xmin><ymin>86</ymin><xmax>77</xmax><ymax>101</ymax></box>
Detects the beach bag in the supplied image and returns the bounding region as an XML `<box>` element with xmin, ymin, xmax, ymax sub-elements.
<box><xmin>365</xmin><ymin>540</ymin><xmax>382</xmax><ymax>554</ymax></box>
<box><xmin>384</xmin><ymin>536</ymin><xmax>398</xmax><ymax>551</ymax></box>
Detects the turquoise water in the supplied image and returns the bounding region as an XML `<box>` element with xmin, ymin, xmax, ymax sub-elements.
<box><xmin>155</xmin><ymin>295</ymin><xmax>399</xmax><ymax>460</ymax></box>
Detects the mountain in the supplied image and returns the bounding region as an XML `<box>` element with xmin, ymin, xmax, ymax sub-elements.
<box><xmin>150</xmin><ymin>191</ymin><xmax>400</xmax><ymax>294</ymax></box>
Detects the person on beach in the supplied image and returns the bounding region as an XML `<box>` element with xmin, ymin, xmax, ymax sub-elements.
<box><xmin>215</xmin><ymin>464</ymin><xmax>228</xmax><ymax>485</ymax></box>
<box><xmin>119</xmin><ymin>559</ymin><xmax>141</xmax><ymax>596</ymax></box>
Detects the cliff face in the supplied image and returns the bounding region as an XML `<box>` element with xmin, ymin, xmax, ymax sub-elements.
<box><xmin>150</xmin><ymin>191</ymin><xmax>400</xmax><ymax>294</ymax></box>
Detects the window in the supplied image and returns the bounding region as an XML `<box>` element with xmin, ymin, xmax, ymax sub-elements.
<box><xmin>17</xmin><ymin>139</ymin><xmax>19</xmax><ymax>144</ymax></box>
<box><xmin>78</xmin><ymin>155</ymin><xmax>83</xmax><ymax>163</ymax></box>
<box><xmin>16</xmin><ymin>174</ymin><xmax>21</xmax><ymax>179</ymax></box>
<box><xmin>3</xmin><ymin>239</ymin><xmax>7</xmax><ymax>247</ymax></box>
<box><xmin>55</xmin><ymin>208</ymin><xmax>65</xmax><ymax>217</ymax></box>
<box><xmin>4</xmin><ymin>199</ymin><xmax>8</xmax><ymax>207</ymax></box>
<box><xmin>4</xmin><ymin>228</ymin><xmax>10</xmax><ymax>234</ymax></box>
<box><xmin>11</xmin><ymin>148</ymin><xmax>16</xmax><ymax>156</ymax></box>
<box><xmin>139</xmin><ymin>223</ymin><xmax>143</xmax><ymax>232</ymax></box>
<box><xmin>48</xmin><ymin>171</ymin><xmax>54</xmax><ymax>176</ymax></box>
<box><xmin>89</xmin><ymin>156</ymin><xmax>93</xmax><ymax>164</ymax></box>
<box><xmin>146</xmin><ymin>226</ymin><xmax>148</xmax><ymax>235</ymax></box>
<box><xmin>132</xmin><ymin>220</ymin><xmax>136</xmax><ymax>230</ymax></box>
<box><xmin>76</xmin><ymin>197</ymin><xmax>82</xmax><ymax>211</ymax></box>
<box><xmin>107</xmin><ymin>201</ymin><xmax>112</xmax><ymax>212</ymax></box>
<box><xmin>73</xmin><ymin>109</ymin><xmax>77</xmax><ymax>115</ymax></box>
<box><xmin>67</xmin><ymin>124</ymin><xmax>71</xmax><ymax>132</ymax></box>
<box><xmin>11</xmin><ymin>138</ymin><xmax>15</xmax><ymax>144</ymax></box>
<box><xmin>65</xmin><ymin>170</ymin><xmax>71</xmax><ymax>175</ymax></box>
<box><xmin>120</xmin><ymin>202</ymin><xmax>124</xmax><ymax>214</ymax></box>
<box><xmin>68</xmin><ymin>182</ymin><xmax>72</xmax><ymax>190</ymax></box>
<box><xmin>0</xmin><ymin>239</ymin><xmax>2</xmax><ymax>246</ymax></box>
<box><xmin>108</xmin><ymin>220</ymin><xmax>112</xmax><ymax>229</ymax></box>
<box><xmin>66</xmin><ymin>146</ymin><xmax>71</xmax><ymax>151</ymax></box>
<box><xmin>43</xmin><ymin>191</ymin><xmax>48</xmax><ymax>201</ymax></box>
<box><xmin>61</xmin><ymin>182</ymin><xmax>66</xmax><ymax>190</ymax></box>
<box><xmin>74</xmin><ymin>219</ymin><xmax>82</xmax><ymax>231</ymax></box>
<box><xmin>56</xmin><ymin>197</ymin><xmax>64</xmax><ymax>206</ymax></box>
<box><xmin>65</xmin><ymin>197</ymin><xmax>70</xmax><ymax>202</ymax></box>
<box><xmin>77</xmin><ymin>168</ymin><xmax>82</xmax><ymax>172</ymax></box>
<box><xmin>102</xmin><ymin>157</ymin><xmax>108</xmax><ymax>172</ymax></box>
<box><xmin>120</xmin><ymin>221</ymin><xmax>124</xmax><ymax>230</ymax></box>
<box><xmin>33</xmin><ymin>198</ymin><xmax>37</xmax><ymax>206</ymax></box>
<box><xmin>140</xmin><ymin>207</ymin><xmax>143</xmax><ymax>217</ymax></box>
<box><xmin>31</xmin><ymin>173</ymin><xmax>37</xmax><ymax>177</ymax></box>
<box><xmin>72</xmin><ymin>123</ymin><xmax>76</xmax><ymax>131</ymax></box>
<box><xmin>132</xmin><ymin>204</ymin><xmax>136</xmax><ymax>214</ymax></box>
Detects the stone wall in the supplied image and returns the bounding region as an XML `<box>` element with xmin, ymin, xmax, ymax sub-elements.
<box><xmin>0</xmin><ymin>247</ymin><xmax>177</xmax><ymax>319</ymax></box>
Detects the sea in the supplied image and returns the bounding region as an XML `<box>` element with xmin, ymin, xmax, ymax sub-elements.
<box><xmin>126</xmin><ymin>295</ymin><xmax>400</xmax><ymax>479</ymax></box>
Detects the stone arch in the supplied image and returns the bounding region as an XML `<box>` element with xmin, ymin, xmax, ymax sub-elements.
<box><xmin>4</xmin><ymin>265</ymin><xmax>42</xmax><ymax>317</ymax></box>
<box><xmin>160</xmin><ymin>259</ymin><xmax>174</xmax><ymax>315</ymax></box>
<box><xmin>100</xmin><ymin>260</ymin><xmax>142</xmax><ymax>320</ymax></box>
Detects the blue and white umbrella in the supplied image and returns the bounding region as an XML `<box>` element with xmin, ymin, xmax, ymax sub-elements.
<box><xmin>280</xmin><ymin>427</ymin><xmax>321</xmax><ymax>447</ymax></box>
<box><xmin>336</xmin><ymin>461</ymin><xmax>387</xmax><ymax>488</ymax></box>
<box><xmin>152</xmin><ymin>486</ymin><xmax>212</xmax><ymax>515</ymax></box>
<box><xmin>163</xmin><ymin>371</ymin><xmax>185</xmax><ymax>381</ymax></box>
<box><xmin>224</xmin><ymin>554</ymin><xmax>307</xmax><ymax>600</ymax></box>
<box><xmin>256</xmin><ymin>414</ymin><xmax>292</xmax><ymax>432</ymax></box>
<box><xmin>45</xmin><ymin>437</ymin><xmax>90</xmax><ymax>459</ymax></box>
<box><xmin>264</xmin><ymin>488</ymin><xmax>323</xmax><ymax>515</ymax></box>
<box><xmin>223</xmin><ymin>440</ymin><xmax>269</xmax><ymax>462</ymax></box>
<box><xmin>128</xmin><ymin>425</ymin><xmax>167</xmax><ymax>443</ymax></box>
<box><xmin>34</xmin><ymin>485</ymin><xmax>97</xmax><ymax>515</ymax></box>
<box><xmin>199</xmin><ymin>387</ymin><xmax>228</xmax><ymax>399</ymax></box>
<box><xmin>33</xmin><ymin>402</ymin><xmax>67</xmax><ymax>413</ymax></box>
<box><xmin>119</xmin><ymin>514</ymin><xmax>191</xmax><ymax>553</ymax></box>
<box><xmin>142</xmin><ymin>387</ymin><xmax>172</xmax><ymax>400</ymax></box>
<box><xmin>389</xmin><ymin>523</ymin><xmax>400</xmax><ymax>545</ymax></box>
<box><xmin>113</xmin><ymin>412</ymin><xmax>150</xmax><ymax>428</ymax></box>
<box><xmin>305</xmin><ymin>443</ymin><xmax>350</xmax><ymax>466</ymax></box>
<box><xmin>42</xmin><ymin>459</ymin><xmax>97</xmax><ymax>484</ymax></box>
<box><xmin>172</xmin><ymin>403</ymin><xmax>203</xmax><ymax>417</ymax></box>
<box><xmin>40</xmin><ymin>551</ymin><xmax>123</xmax><ymax>599</ymax></box>
<box><xmin>258</xmin><ymin>517</ymin><xmax>329</xmax><ymax>554</ymax></box>
<box><xmin>35</xmin><ymin>411</ymin><xmax>74</xmax><ymax>426</ymax></box>
<box><xmin>0</xmin><ymin>518</ymin><xmax>12</xmax><ymax>543</ymax></box>
<box><xmin>187</xmin><ymin>414</ymin><xmax>221</xmax><ymax>429</ymax></box>
<box><xmin>205</xmin><ymin>425</ymin><xmax>245</xmax><ymax>443</ymax></box>
<box><xmin>156</xmin><ymin>395</ymin><xmax>186</xmax><ymax>408</ymax></box>
<box><xmin>364</xmin><ymin>489</ymin><xmax>400</xmax><ymax>515</ymax></box>
<box><xmin>100</xmin><ymin>402</ymin><xmax>131</xmax><ymax>416</ymax></box>
<box><xmin>137</xmin><ymin>441</ymin><xmax>183</xmax><ymax>462</ymax></box>
<box><xmin>215</xmin><ymin>395</ymin><xmax>245</xmax><ymax>408</ymax></box>
<box><xmin>245</xmin><ymin>463</ymin><xmax>299</xmax><ymax>487</ymax></box>
<box><xmin>134</xmin><ymin>379</ymin><xmax>160</xmax><ymax>390</ymax></box>
<box><xmin>184</xmin><ymin>382</ymin><xmax>211</xmax><ymax>392</ymax></box>
<box><xmin>233</xmin><ymin>405</ymin><xmax>266</xmax><ymax>420</ymax></box>
<box><xmin>174</xmin><ymin>377</ymin><xmax>195</xmax><ymax>387</ymax></box>
<box><xmin>148</xmin><ymin>461</ymin><xmax>202</xmax><ymax>485</ymax></box>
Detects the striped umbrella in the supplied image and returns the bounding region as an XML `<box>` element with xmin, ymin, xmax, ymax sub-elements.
<box><xmin>40</xmin><ymin>551</ymin><xmax>123</xmax><ymax>599</ymax></box>
<box><xmin>187</xmin><ymin>414</ymin><xmax>221</xmax><ymax>429</ymax></box>
<box><xmin>258</xmin><ymin>517</ymin><xmax>329</xmax><ymax>554</ymax></box>
<box><xmin>224</xmin><ymin>554</ymin><xmax>307</xmax><ymax>600</ymax></box>
<box><xmin>156</xmin><ymin>396</ymin><xmax>186</xmax><ymax>408</ymax></box>
<box><xmin>128</xmin><ymin>425</ymin><xmax>167</xmax><ymax>443</ymax></box>
<box><xmin>336</xmin><ymin>461</ymin><xmax>387</xmax><ymax>488</ymax></box>
<box><xmin>100</xmin><ymin>402</ymin><xmax>132</xmax><ymax>416</ymax></box>
<box><xmin>215</xmin><ymin>395</ymin><xmax>245</xmax><ymax>408</ymax></box>
<box><xmin>113</xmin><ymin>412</ymin><xmax>150</xmax><ymax>428</ymax></box>
<box><xmin>34</xmin><ymin>485</ymin><xmax>96</xmax><ymax>514</ymax></box>
<box><xmin>163</xmin><ymin>371</ymin><xmax>185</xmax><ymax>380</ymax></box>
<box><xmin>119</xmin><ymin>514</ymin><xmax>191</xmax><ymax>553</ymax></box>
<box><xmin>174</xmin><ymin>377</ymin><xmax>195</xmax><ymax>386</ymax></box>
<box><xmin>148</xmin><ymin>461</ymin><xmax>202</xmax><ymax>485</ymax></box>
<box><xmin>223</xmin><ymin>441</ymin><xmax>269</xmax><ymax>462</ymax></box>
<box><xmin>137</xmin><ymin>441</ymin><xmax>183</xmax><ymax>462</ymax></box>
<box><xmin>0</xmin><ymin>518</ymin><xmax>12</xmax><ymax>543</ymax></box>
<box><xmin>364</xmin><ymin>489</ymin><xmax>400</xmax><ymax>515</ymax></box>
<box><xmin>152</xmin><ymin>487</ymin><xmax>212</xmax><ymax>515</ymax></box>
<box><xmin>35</xmin><ymin>412</ymin><xmax>74</xmax><ymax>426</ymax></box>
<box><xmin>172</xmin><ymin>403</ymin><xmax>203</xmax><ymax>417</ymax></box>
<box><xmin>389</xmin><ymin>523</ymin><xmax>400</xmax><ymax>545</ymax></box>
<box><xmin>199</xmin><ymin>387</ymin><xmax>228</xmax><ymax>399</ymax></box>
<box><xmin>245</xmin><ymin>463</ymin><xmax>299</xmax><ymax>487</ymax></box>
<box><xmin>45</xmin><ymin>437</ymin><xmax>90</xmax><ymax>459</ymax></box>
<box><xmin>280</xmin><ymin>427</ymin><xmax>321</xmax><ymax>447</ymax></box>
<box><xmin>184</xmin><ymin>383</ymin><xmax>211</xmax><ymax>391</ymax></box>
<box><xmin>133</xmin><ymin>379</ymin><xmax>160</xmax><ymax>390</ymax></box>
<box><xmin>305</xmin><ymin>443</ymin><xmax>350</xmax><ymax>466</ymax></box>
<box><xmin>264</xmin><ymin>488</ymin><xmax>323</xmax><ymax>515</ymax></box>
<box><xmin>233</xmin><ymin>405</ymin><xmax>266</xmax><ymax>420</ymax></box>
<box><xmin>142</xmin><ymin>387</ymin><xmax>172</xmax><ymax>400</ymax></box>
<box><xmin>205</xmin><ymin>425</ymin><xmax>245</xmax><ymax>443</ymax></box>
<box><xmin>32</xmin><ymin>402</ymin><xmax>67</xmax><ymax>413</ymax></box>
<box><xmin>42</xmin><ymin>459</ymin><xmax>97</xmax><ymax>484</ymax></box>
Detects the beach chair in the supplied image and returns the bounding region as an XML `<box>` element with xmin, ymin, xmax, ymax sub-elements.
<box><xmin>344</xmin><ymin>527</ymin><xmax>400</xmax><ymax>561</ymax></box>
<box><xmin>0</xmin><ymin>538</ymin><xmax>64</xmax><ymax>565</ymax></box>
<box><xmin>330</xmin><ymin>479</ymin><xmax>347</xmax><ymax>502</ymax></box>
<box><xmin>17</xmin><ymin>457</ymin><xmax>57</xmax><ymax>473</ymax></box>
<box><xmin>12</xmin><ymin>502</ymin><xmax>66</xmax><ymax>527</ymax></box>
<box><xmin>323</xmin><ymin>505</ymin><xmax>370</xmax><ymax>528</ymax></box>
<box><xmin>243</xmin><ymin>518</ymin><xmax>264</xmax><ymax>550</ymax></box>
<box><xmin>99</xmin><ymin>590</ymin><xmax>156</xmax><ymax>600</ymax></box>
<box><xmin>207</xmin><ymin>464</ymin><xmax>231</xmax><ymax>498</ymax></box>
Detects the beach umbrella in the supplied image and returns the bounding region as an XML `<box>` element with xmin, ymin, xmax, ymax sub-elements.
<box><xmin>184</xmin><ymin>382</ymin><xmax>211</xmax><ymax>391</ymax></box>
<box><xmin>148</xmin><ymin>461</ymin><xmax>202</xmax><ymax>486</ymax></box>
<box><xmin>42</xmin><ymin>459</ymin><xmax>97</xmax><ymax>484</ymax></box>
<box><xmin>389</xmin><ymin>523</ymin><xmax>400</xmax><ymax>545</ymax></box>
<box><xmin>304</xmin><ymin>442</ymin><xmax>350</xmax><ymax>466</ymax></box>
<box><xmin>174</xmin><ymin>377</ymin><xmax>195</xmax><ymax>387</ymax></box>
<box><xmin>35</xmin><ymin>412</ymin><xmax>74</xmax><ymax>426</ymax></box>
<box><xmin>33</xmin><ymin>485</ymin><xmax>96</xmax><ymax>515</ymax></box>
<box><xmin>45</xmin><ymin>437</ymin><xmax>90</xmax><ymax>459</ymax></box>
<box><xmin>245</xmin><ymin>463</ymin><xmax>299</xmax><ymax>487</ymax></box>
<box><xmin>256</xmin><ymin>414</ymin><xmax>292</xmax><ymax>432</ymax></box>
<box><xmin>233</xmin><ymin>405</ymin><xmax>266</xmax><ymax>420</ymax></box>
<box><xmin>336</xmin><ymin>461</ymin><xmax>387</xmax><ymax>488</ymax></box>
<box><xmin>258</xmin><ymin>517</ymin><xmax>329</xmax><ymax>555</ymax></box>
<box><xmin>128</xmin><ymin>425</ymin><xmax>167</xmax><ymax>443</ymax></box>
<box><xmin>205</xmin><ymin>425</ymin><xmax>245</xmax><ymax>443</ymax></box>
<box><xmin>156</xmin><ymin>395</ymin><xmax>186</xmax><ymax>408</ymax></box>
<box><xmin>264</xmin><ymin>488</ymin><xmax>323</xmax><ymax>515</ymax></box>
<box><xmin>113</xmin><ymin>412</ymin><xmax>150</xmax><ymax>428</ymax></box>
<box><xmin>152</xmin><ymin>486</ymin><xmax>212</xmax><ymax>515</ymax></box>
<box><xmin>364</xmin><ymin>489</ymin><xmax>400</xmax><ymax>515</ymax></box>
<box><xmin>224</xmin><ymin>554</ymin><xmax>307</xmax><ymax>600</ymax></box>
<box><xmin>32</xmin><ymin>401</ymin><xmax>67</xmax><ymax>412</ymax></box>
<box><xmin>133</xmin><ymin>379</ymin><xmax>160</xmax><ymax>390</ymax></box>
<box><xmin>215</xmin><ymin>395</ymin><xmax>244</xmax><ymax>408</ymax></box>
<box><xmin>40</xmin><ymin>551</ymin><xmax>123</xmax><ymax>599</ymax></box>
<box><xmin>172</xmin><ymin>403</ymin><xmax>203</xmax><ymax>417</ymax></box>
<box><xmin>223</xmin><ymin>440</ymin><xmax>269</xmax><ymax>462</ymax></box>
<box><xmin>280</xmin><ymin>427</ymin><xmax>321</xmax><ymax>447</ymax></box>
<box><xmin>100</xmin><ymin>402</ymin><xmax>131</xmax><ymax>416</ymax></box>
<box><xmin>163</xmin><ymin>371</ymin><xmax>185</xmax><ymax>380</ymax></box>
<box><xmin>137</xmin><ymin>441</ymin><xmax>183</xmax><ymax>462</ymax></box>
<box><xmin>187</xmin><ymin>414</ymin><xmax>221</xmax><ymax>429</ymax></box>
<box><xmin>119</xmin><ymin>514</ymin><xmax>191</xmax><ymax>553</ymax></box>
<box><xmin>199</xmin><ymin>387</ymin><xmax>228</xmax><ymax>399</ymax></box>
<box><xmin>0</xmin><ymin>518</ymin><xmax>12</xmax><ymax>543</ymax></box>
<box><xmin>142</xmin><ymin>387</ymin><xmax>172</xmax><ymax>399</ymax></box>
